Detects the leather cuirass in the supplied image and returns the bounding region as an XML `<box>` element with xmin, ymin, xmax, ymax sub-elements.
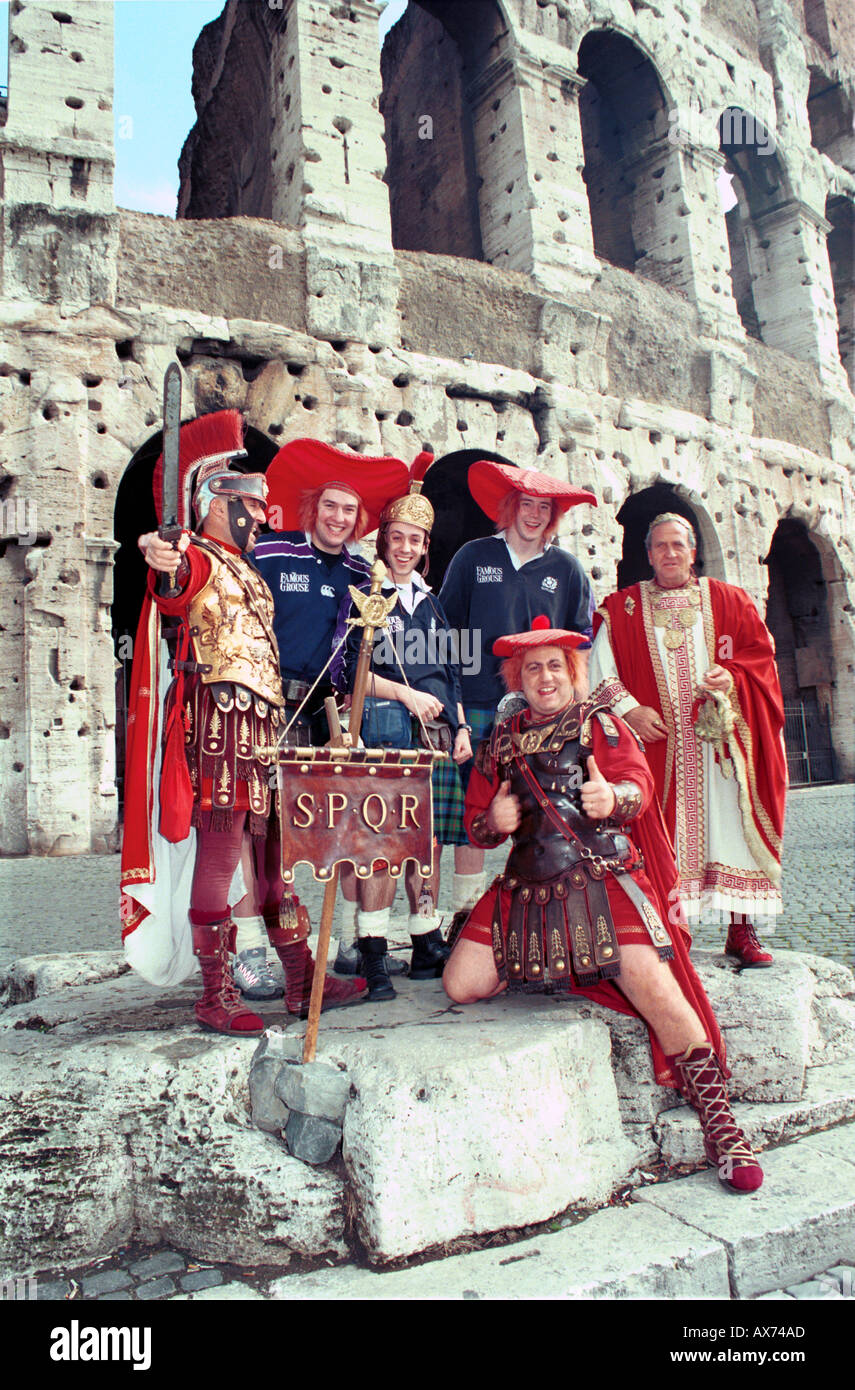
<box><xmin>187</xmin><ymin>539</ymin><xmax>284</xmax><ymax>706</ymax></box>
<box><xmin>499</xmin><ymin>730</ymin><xmax>630</xmax><ymax>882</ymax></box>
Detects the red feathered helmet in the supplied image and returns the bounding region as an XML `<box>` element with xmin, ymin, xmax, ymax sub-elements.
<box><xmin>151</xmin><ymin>409</ymin><xmax>266</xmax><ymax>529</ymax></box>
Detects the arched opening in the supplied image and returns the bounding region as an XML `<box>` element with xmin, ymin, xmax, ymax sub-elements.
<box><xmin>764</xmin><ymin>518</ymin><xmax>837</xmax><ymax>783</ymax></box>
<box><xmin>614</xmin><ymin>485</ymin><xmax>704</xmax><ymax>590</ymax></box>
<box><xmin>178</xmin><ymin>3</ymin><xmax>273</xmax><ymax>220</ymax></box>
<box><xmin>718</xmin><ymin>107</ymin><xmax>789</xmax><ymax>343</ymax></box>
<box><xmin>380</xmin><ymin>1</ymin><xmax>509</xmax><ymax>260</ymax></box>
<box><xmin>803</xmin><ymin>0</ymin><xmax>834</xmax><ymax>54</ymax></box>
<box><xmin>111</xmin><ymin>422</ymin><xmax>278</xmax><ymax>811</ymax></box>
<box><xmin>422</xmin><ymin>446</ymin><xmax>514</xmax><ymax>590</ymax></box>
<box><xmin>826</xmin><ymin>194</ymin><xmax>854</xmax><ymax>386</ymax></box>
<box><xmin>576</xmin><ymin>30</ymin><xmax>672</xmax><ymax>282</ymax></box>
<box><xmin>806</xmin><ymin>67</ymin><xmax>853</xmax><ymax>166</ymax></box>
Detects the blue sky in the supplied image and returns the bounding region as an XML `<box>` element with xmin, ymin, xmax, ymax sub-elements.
<box><xmin>1</xmin><ymin>0</ymin><xmax>408</xmax><ymax>216</ymax></box>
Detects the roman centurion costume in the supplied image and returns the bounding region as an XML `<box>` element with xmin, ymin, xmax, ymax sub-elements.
<box><xmin>455</xmin><ymin>618</ymin><xmax>764</xmax><ymax>1192</ymax></box>
<box><xmin>120</xmin><ymin>410</ymin><xmax>364</xmax><ymax>1034</ymax></box>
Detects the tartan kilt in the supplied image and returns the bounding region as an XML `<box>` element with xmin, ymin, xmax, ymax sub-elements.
<box><xmin>431</xmin><ymin>703</ymin><xmax>497</xmax><ymax>846</ymax></box>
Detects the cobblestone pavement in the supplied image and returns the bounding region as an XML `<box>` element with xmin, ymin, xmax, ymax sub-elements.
<box><xmin>15</xmin><ymin>1236</ymin><xmax>855</xmax><ymax>1304</ymax></box>
<box><xmin>1</xmin><ymin>784</ymin><xmax>852</xmax><ymax>968</ymax></box>
<box><xmin>2</xmin><ymin>783</ymin><xmax>853</xmax><ymax>1302</ymax></box>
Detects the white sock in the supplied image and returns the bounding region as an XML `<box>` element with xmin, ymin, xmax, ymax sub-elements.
<box><xmin>340</xmin><ymin>897</ymin><xmax>359</xmax><ymax>944</ymax></box>
<box><xmin>233</xmin><ymin>914</ymin><xmax>267</xmax><ymax>954</ymax></box>
<box><xmin>356</xmin><ymin>907</ymin><xmax>391</xmax><ymax>940</ymax></box>
<box><xmin>409</xmin><ymin>912</ymin><xmax>441</xmax><ymax>938</ymax></box>
<box><xmin>452</xmin><ymin>872</ymin><xmax>487</xmax><ymax>913</ymax></box>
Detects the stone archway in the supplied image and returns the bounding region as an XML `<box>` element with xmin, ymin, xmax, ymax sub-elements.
<box><xmin>380</xmin><ymin>0</ymin><xmax>511</xmax><ymax>260</ymax></box>
<box><xmin>764</xmin><ymin>517</ymin><xmax>840</xmax><ymax>781</ymax></box>
<box><xmin>615</xmin><ymin>484</ymin><xmax>711</xmax><ymax>590</ymax></box>
<box><xmin>111</xmin><ymin>422</ymin><xmax>278</xmax><ymax>810</ymax></box>
<box><xmin>576</xmin><ymin>30</ymin><xmax>673</xmax><ymax>284</ymax></box>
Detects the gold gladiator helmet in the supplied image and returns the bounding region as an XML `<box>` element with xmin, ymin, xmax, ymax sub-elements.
<box><xmin>380</xmin><ymin>451</ymin><xmax>435</xmax><ymax>534</ymax></box>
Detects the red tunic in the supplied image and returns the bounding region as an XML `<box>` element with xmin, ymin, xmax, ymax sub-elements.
<box><xmin>460</xmin><ymin>710</ymin><xmax>726</xmax><ymax>1088</ymax></box>
<box><xmin>593</xmin><ymin>578</ymin><xmax>785</xmax><ymax>878</ymax></box>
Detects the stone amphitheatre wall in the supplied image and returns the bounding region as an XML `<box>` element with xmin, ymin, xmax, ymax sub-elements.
<box><xmin>0</xmin><ymin>0</ymin><xmax>853</xmax><ymax>854</ymax></box>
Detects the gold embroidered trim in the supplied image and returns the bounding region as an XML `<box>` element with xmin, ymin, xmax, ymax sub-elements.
<box><xmin>639</xmin><ymin>581</ymin><xmax>677</xmax><ymax>811</ymax></box>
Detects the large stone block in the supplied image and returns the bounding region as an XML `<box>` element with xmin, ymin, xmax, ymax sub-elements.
<box><xmin>267</xmin><ymin>1202</ymin><xmax>730</xmax><ymax>1300</ymax></box>
<box><xmin>634</xmin><ymin>1125</ymin><xmax>855</xmax><ymax>1297</ymax></box>
<box><xmin>0</xmin><ymin>985</ymin><xmax>348</xmax><ymax>1274</ymax></box>
<box><xmin>341</xmin><ymin>1014</ymin><xmax>636</xmax><ymax>1263</ymax></box>
<box><xmin>689</xmin><ymin>952</ymin><xmax>815</xmax><ymax>1102</ymax></box>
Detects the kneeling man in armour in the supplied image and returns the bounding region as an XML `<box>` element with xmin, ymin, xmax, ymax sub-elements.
<box><xmin>443</xmin><ymin>615</ymin><xmax>764</xmax><ymax>1193</ymax></box>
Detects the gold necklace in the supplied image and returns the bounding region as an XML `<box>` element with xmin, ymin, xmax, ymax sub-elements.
<box><xmin>649</xmin><ymin>582</ymin><xmax>701</xmax><ymax>650</ymax></box>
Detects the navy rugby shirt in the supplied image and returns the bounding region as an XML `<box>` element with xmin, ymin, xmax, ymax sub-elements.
<box><xmin>437</xmin><ymin>534</ymin><xmax>595</xmax><ymax>705</ymax></box>
<box><xmin>252</xmin><ymin>531</ymin><xmax>370</xmax><ymax>684</ymax></box>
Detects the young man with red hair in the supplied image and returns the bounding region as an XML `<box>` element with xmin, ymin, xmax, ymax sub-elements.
<box><xmin>237</xmin><ymin>440</ymin><xmax>411</xmax><ymax>989</ymax></box>
<box><xmin>436</xmin><ymin>461</ymin><xmax>597</xmax><ymax>928</ymax></box>
<box><xmin>444</xmin><ymin>618</ymin><xmax>765</xmax><ymax>1194</ymax></box>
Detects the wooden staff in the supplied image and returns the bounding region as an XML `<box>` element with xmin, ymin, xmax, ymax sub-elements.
<box><xmin>301</xmin><ymin>561</ymin><xmax>393</xmax><ymax>1063</ymax></box>
<box><xmin>302</xmin><ymin>697</ymin><xmax>345</xmax><ymax>1064</ymax></box>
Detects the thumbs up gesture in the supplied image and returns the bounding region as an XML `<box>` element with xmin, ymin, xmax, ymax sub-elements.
<box><xmin>581</xmin><ymin>755</ymin><xmax>616</xmax><ymax>821</ymax></box>
<box><xmin>487</xmin><ymin>780</ymin><xmax>522</xmax><ymax>835</ymax></box>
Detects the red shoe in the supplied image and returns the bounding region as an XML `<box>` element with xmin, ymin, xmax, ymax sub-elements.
<box><xmin>673</xmin><ymin>1043</ymin><xmax>764</xmax><ymax>1193</ymax></box>
<box><xmin>725</xmin><ymin>920</ymin><xmax>773</xmax><ymax>968</ymax></box>
<box><xmin>192</xmin><ymin>921</ymin><xmax>265</xmax><ymax>1037</ymax></box>
<box><xmin>273</xmin><ymin>939</ymin><xmax>367</xmax><ymax>1016</ymax></box>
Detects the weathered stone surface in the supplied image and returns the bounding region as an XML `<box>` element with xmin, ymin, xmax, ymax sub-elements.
<box><xmin>342</xmin><ymin>1015</ymin><xmax>635</xmax><ymax>1262</ymax></box>
<box><xmin>274</xmin><ymin>1059</ymin><xmax>349</xmax><ymax>1124</ymax></box>
<box><xmin>690</xmin><ymin>953</ymin><xmax>814</xmax><ymax>1103</ymax></box>
<box><xmin>3</xmin><ymin>948</ymin><xmax>854</xmax><ymax>1273</ymax></box>
<box><xmin>0</xmin><ymin>951</ymin><xmax>130</xmax><ymax>1006</ymax></box>
<box><xmin>634</xmin><ymin>1124</ymin><xmax>855</xmax><ymax>1297</ymax></box>
<box><xmin>267</xmin><ymin>1204</ymin><xmax>730</xmax><ymax>1301</ymax></box>
<box><xmin>0</xmin><ymin>992</ymin><xmax>348</xmax><ymax>1274</ymax></box>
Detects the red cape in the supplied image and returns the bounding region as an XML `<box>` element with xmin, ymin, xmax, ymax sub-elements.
<box><xmin>593</xmin><ymin>578</ymin><xmax>785</xmax><ymax>881</ymax></box>
<box><xmin>120</xmin><ymin>547</ymin><xmax>212</xmax><ymax>951</ymax></box>
<box><xmin>464</xmin><ymin>712</ymin><xmax>727</xmax><ymax>1086</ymax></box>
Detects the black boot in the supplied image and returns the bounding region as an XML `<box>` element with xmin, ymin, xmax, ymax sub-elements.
<box><xmin>358</xmin><ymin>936</ymin><xmax>397</xmax><ymax>1002</ymax></box>
<box><xmin>409</xmin><ymin>928</ymin><xmax>451</xmax><ymax>980</ymax></box>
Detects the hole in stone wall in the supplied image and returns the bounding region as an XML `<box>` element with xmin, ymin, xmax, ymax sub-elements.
<box><xmin>65</xmin><ymin>96</ymin><xmax>84</xmax><ymax>110</ymax></box>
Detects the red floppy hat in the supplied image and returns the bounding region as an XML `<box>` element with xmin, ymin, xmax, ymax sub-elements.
<box><xmin>493</xmin><ymin>614</ymin><xmax>589</xmax><ymax>657</ymax></box>
<box><xmin>468</xmin><ymin>460</ymin><xmax>597</xmax><ymax>519</ymax></box>
<box><xmin>266</xmin><ymin>438</ymin><xmax>411</xmax><ymax>536</ymax></box>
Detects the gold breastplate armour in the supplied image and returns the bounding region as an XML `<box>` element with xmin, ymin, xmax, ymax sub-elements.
<box><xmin>187</xmin><ymin>539</ymin><xmax>283</xmax><ymax>706</ymax></box>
